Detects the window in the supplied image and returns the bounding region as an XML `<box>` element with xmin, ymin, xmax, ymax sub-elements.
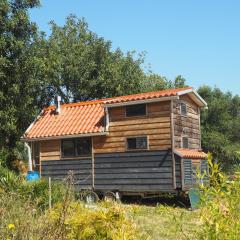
<box><xmin>126</xmin><ymin>137</ymin><xmax>148</xmax><ymax>150</ymax></box>
<box><xmin>62</xmin><ymin>140</ymin><xmax>75</xmax><ymax>157</ymax></box>
<box><xmin>126</xmin><ymin>104</ymin><xmax>146</xmax><ymax>117</ymax></box>
<box><xmin>62</xmin><ymin>138</ymin><xmax>91</xmax><ymax>157</ymax></box>
<box><xmin>182</xmin><ymin>136</ymin><xmax>189</xmax><ymax>149</ymax></box>
<box><xmin>180</xmin><ymin>102</ymin><xmax>187</xmax><ymax>115</ymax></box>
<box><xmin>76</xmin><ymin>138</ymin><xmax>91</xmax><ymax>156</ymax></box>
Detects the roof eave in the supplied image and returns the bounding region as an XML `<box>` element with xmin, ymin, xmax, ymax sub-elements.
<box><xmin>20</xmin><ymin>131</ymin><xmax>109</xmax><ymax>142</ymax></box>
<box><xmin>177</xmin><ymin>89</ymin><xmax>208</xmax><ymax>108</ymax></box>
<box><xmin>104</xmin><ymin>95</ymin><xmax>179</xmax><ymax>108</ymax></box>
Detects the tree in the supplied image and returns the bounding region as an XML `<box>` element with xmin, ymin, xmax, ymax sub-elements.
<box><xmin>173</xmin><ymin>75</ymin><xmax>187</xmax><ymax>88</ymax></box>
<box><xmin>198</xmin><ymin>86</ymin><xmax>240</xmax><ymax>170</ymax></box>
<box><xmin>0</xmin><ymin>0</ymin><xmax>42</xmax><ymax>160</ymax></box>
<box><xmin>42</xmin><ymin>16</ymin><xmax>149</xmax><ymax>103</ymax></box>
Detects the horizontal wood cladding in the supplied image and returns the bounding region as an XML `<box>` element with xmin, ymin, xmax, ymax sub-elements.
<box><xmin>94</xmin><ymin>101</ymin><xmax>171</xmax><ymax>153</ymax></box>
<box><xmin>40</xmin><ymin>140</ymin><xmax>61</xmax><ymax>161</ymax></box>
<box><xmin>109</xmin><ymin>101</ymin><xmax>170</xmax><ymax>121</ymax></box>
<box><xmin>94</xmin><ymin>151</ymin><xmax>174</xmax><ymax>191</ymax></box>
<box><xmin>173</xmin><ymin>95</ymin><xmax>201</xmax><ymax>149</ymax></box>
<box><xmin>41</xmin><ymin>159</ymin><xmax>92</xmax><ymax>188</ymax></box>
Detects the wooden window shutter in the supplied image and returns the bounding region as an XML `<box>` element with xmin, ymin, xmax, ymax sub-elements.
<box><xmin>183</xmin><ymin>159</ymin><xmax>193</xmax><ymax>186</ymax></box>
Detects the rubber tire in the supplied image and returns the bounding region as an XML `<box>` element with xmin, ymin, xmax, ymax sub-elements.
<box><xmin>84</xmin><ymin>191</ymin><xmax>99</xmax><ymax>204</ymax></box>
<box><xmin>104</xmin><ymin>191</ymin><xmax>117</xmax><ymax>202</ymax></box>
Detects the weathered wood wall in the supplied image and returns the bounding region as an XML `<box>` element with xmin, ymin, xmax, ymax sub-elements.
<box><xmin>39</xmin><ymin>140</ymin><xmax>61</xmax><ymax>161</ymax></box>
<box><xmin>175</xmin><ymin>155</ymin><xmax>182</xmax><ymax>188</ymax></box>
<box><xmin>94</xmin><ymin>151</ymin><xmax>174</xmax><ymax>191</ymax></box>
<box><xmin>93</xmin><ymin>101</ymin><xmax>172</xmax><ymax>153</ymax></box>
<box><xmin>173</xmin><ymin>95</ymin><xmax>201</xmax><ymax>149</ymax></box>
<box><xmin>41</xmin><ymin>158</ymin><xmax>92</xmax><ymax>189</ymax></box>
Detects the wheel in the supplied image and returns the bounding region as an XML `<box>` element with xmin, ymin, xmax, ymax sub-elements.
<box><xmin>104</xmin><ymin>191</ymin><xmax>117</xmax><ymax>202</ymax></box>
<box><xmin>84</xmin><ymin>191</ymin><xmax>99</xmax><ymax>204</ymax></box>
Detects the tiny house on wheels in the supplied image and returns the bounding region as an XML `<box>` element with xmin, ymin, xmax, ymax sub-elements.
<box><xmin>22</xmin><ymin>87</ymin><xmax>208</xmax><ymax>201</ymax></box>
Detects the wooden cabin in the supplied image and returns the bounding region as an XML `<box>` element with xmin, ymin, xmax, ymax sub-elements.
<box><xmin>22</xmin><ymin>87</ymin><xmax>208</xmax><ymax>198</ymax></box>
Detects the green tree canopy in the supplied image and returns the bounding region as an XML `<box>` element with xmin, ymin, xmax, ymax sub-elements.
<box><xmin>0</xmin><ymin>0</ymin><xmax>41</xmax><ymax>153</ymax></box>
<box><xmin>42</xmin><ymin>16</ymin><xmax>147</xmax><ymax>102</ymax></box>
<box><xmin>198</xmin><ymin>86</ymin><xmax>240</xmax><ymax>169</ymax></box>
<box><xmin>1</xmin><ymin>2</ymin><xmax>238</xmax><ymax>171</ymax></box>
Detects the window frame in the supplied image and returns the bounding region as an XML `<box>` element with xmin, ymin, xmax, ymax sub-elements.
<box><xmin>125</xmin><ymin>136</ymin><xmax>149</xmax><ymax>151</ymax></box>
<box><xmin>180</xmin><ymin>102</ymin><xmax>188</xmax><ymax>116</ymax></box>
<box><xmin>125</xmin><ymin>104</ymin><xmax>147</xmax><ymax>118</ymax></box>
<box><xmin>61</xmin><ymin>137</ymin><xmax>92</xmax><ymax>158</ymax></box>
<box><xmin>182</xmin><ymin>136</ymin><xmax>189</xmax><ymax>149</ymax></box>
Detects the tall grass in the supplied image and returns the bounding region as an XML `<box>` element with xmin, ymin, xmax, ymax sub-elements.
<box><xmin>0</xmin><ymin>167</ymin><xmax>144</xmax><ymax>239</ymax></box>
<box><xmin>198</xmin><ymin>154</ymin><xmax>240</xmax><ymax>239</ymax></box>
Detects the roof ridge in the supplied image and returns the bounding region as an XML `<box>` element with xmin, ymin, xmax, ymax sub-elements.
<box><xmin>43</xmin><ymin>87</ymin><xmax>193</xmax><ymax>111</ymax></box>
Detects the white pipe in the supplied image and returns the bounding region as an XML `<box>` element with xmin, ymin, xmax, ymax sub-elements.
<box><xmin>25</xmin><ymin>142</ymin><xmax>33</xmax><ymax>172</ymax></box>
<box><xmin>56</xmin><ymin>96</ymin><xmax>61</xmax><ymax>114</ymax></box>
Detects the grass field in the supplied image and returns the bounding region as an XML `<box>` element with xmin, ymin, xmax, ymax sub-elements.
<box><xmin>122</xmin><ymin>197</ymin><xmax>201</xmax><ymax>240</ymax></box>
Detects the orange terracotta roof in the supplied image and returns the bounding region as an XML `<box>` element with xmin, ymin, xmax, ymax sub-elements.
<box><xmin>22</xmin><ymin>87</ymin><xmax>198</xmax><ymax>140</ymax></box>
<box><xmin>23</xmin><ymin>101</ymin><xmax>105</xmax><ymax>140</ymax></box>
<box><xmin>174</xmin><ymin>148</ymin><xmax>207</xmax><ymax>159</ymax></box>
<box><xmin>105</xmin><ymin>87</ymin><xmax>193</xmax><ymax>104</ymax></box>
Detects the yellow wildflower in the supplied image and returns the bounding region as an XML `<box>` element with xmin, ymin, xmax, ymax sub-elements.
<box><xmin>8</xmin><ymin>223</ymin><xmax>15</xmax><ymax>230</ymax></box>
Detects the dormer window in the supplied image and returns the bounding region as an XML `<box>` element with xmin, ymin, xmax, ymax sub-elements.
<box><xmin>182</xmin><ymin>136</ymin><xmax>189</xmax><ymax>149</ymax></box>
<box><xmin>126</xmin><ymin>104</ymin><xmax>146</xmax><ymax>117</ymax></box>
<box><xmin>180</xmin><ymin>102</ymin><xmax>187</xmax><ymax>116</ymax></box>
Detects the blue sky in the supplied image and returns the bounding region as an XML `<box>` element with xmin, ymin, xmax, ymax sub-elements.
<box><xmin>30</xmin><ymin>0</ymin><xmax>240</xmax><ymax>95</ymax></box>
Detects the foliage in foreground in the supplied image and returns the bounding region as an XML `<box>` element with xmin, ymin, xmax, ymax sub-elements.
<box><xmin>0</xmin><ymin>191</ymin><xmax>145</xmax><ymax>240</ymax></box>
<box><xmin>198</xmin><ymin>155</ymin><xmax>240</xmax><ymax>239</ymax></box>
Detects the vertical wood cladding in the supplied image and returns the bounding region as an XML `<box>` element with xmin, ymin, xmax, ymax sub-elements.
<box><xmin>175</xmin><ymin>155</ymin><xmax>182</xmax><ymax>188</ymax></box>
<box><xmin>93</xmin><ymin>101</ymin><xmax>172</xmax><ymax>153</ymax></box>
<box><xmin>94</xmin><ymin>151</ymin><xmax>174</xmax><ymax>191</ymax></box>
<box><xmin>173</xmin><ymin>95</ymin><xmax>201</xmax><ymax>149</ymax></box>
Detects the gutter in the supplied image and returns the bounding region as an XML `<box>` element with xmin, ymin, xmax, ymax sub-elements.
<box><xmin>21</xmin><ymin>131</ymin><xmax>108</xmax><ymax>142</ymax></box>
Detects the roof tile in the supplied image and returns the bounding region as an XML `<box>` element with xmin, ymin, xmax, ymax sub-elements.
<box><xmin>23</xmin><ymin>87</ymin><xmax>194</xmax><ymax>140</ymax></box>
<box><xmin>174</xmin><ymin>148</ymin><xmax>207</xmax><ymax>159</ymax></box>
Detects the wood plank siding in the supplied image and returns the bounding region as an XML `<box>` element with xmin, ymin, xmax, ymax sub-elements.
<box><xmin>41</xmin><ymin>159</ymin><xmax>92</xmax><ymax>189</ymax></box>
<box><xmin>36</xmin><ymin>96</ymin><xmax>202</xmax><ymax>193</ymax></box>
<box><xmin>173</xmin><ymin>95</ymin><xmax>201</xmax><ymax>149</ymax></box>
<box><xmin>94</xmin><ymin>151</ymin><xmax>175</xmax><ymax>191</ymax></box>
<box><xmin>40</xmin><ymin>140</ymin><xmax>61</xmax><ymax>161</ymax></box>
<box><xmin>93</xmin><ymin>101</ymin><xmax>172</xmax><ymax>153</ymax></box>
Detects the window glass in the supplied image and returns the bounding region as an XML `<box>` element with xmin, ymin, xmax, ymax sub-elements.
<box><xmin>62</xmin><ymin>139</ymin><xmax>75</xmax><ymax>157</ymax></box>
<box><xmin>127</xmin><ymin>137</ymin><xmax>147</xmax><ymax>150</ymax></box>
<box><xmin>62</xmin><ymin>138</ymin><xmax>91</xmax><ymax>157</ymax></box>
<box><xmin>136</xmin><ymin>137</ymin><xmax>147</xmax><ymax>149</ymax></box>
<box><xmin>127</xmin><ymin>138</ymin><xmax>136</xmax><ymax>149</ymax></box>
<box><xmin>182</xmin><ymin>137</ymin><xmax>189</xmax><ymax>148</ymax></box>
<box><xmin>126</xmin><ymin>104</ymin><xmax>146</xmax><ymax>117</ymax></box>
<box><xmin>76</xmin><ymin>138</ymin><xmax>91</xmax><ymax>156</ymax></box>
<box><xmin>180</xmin><ymin>102</ymin><xmax>187</xmax><ymax>115</ymax></box>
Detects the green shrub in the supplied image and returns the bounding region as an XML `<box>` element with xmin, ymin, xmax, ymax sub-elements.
<box><xmin>0</xmin><ymin>166</ymin><xmax>24</xmax><ymax>191</ymax></box>
<box><xmin>40</xmin><ymin>201</ymin><xmax>143</xmax><ymax>240</ymax></box>
<box><xmin>0</xmin><ymin>191</ymin><xmax>143</xmax><ymax>240</ymax></box>
<box><xmin>198</xmin><ymin>155</ymin><xmax>240</xmax><ymax>239</ymax></box>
